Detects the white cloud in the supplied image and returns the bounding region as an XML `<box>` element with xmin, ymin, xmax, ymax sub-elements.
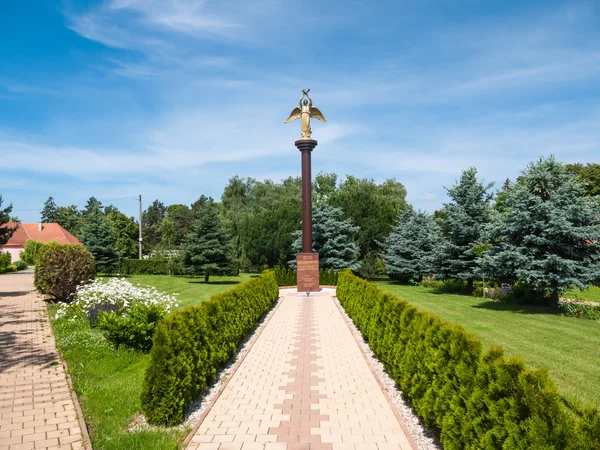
<box><xmin>419</xmin><ymin>193</ymin><xmax>437</xmax><ymax>201</ymax></box>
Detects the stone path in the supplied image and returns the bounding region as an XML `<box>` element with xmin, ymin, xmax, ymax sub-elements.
<box><xmin>0</xmin><ymin>271</ymin><xmax>87</xmax><ymax>450</ymax></box>
<box><xmin>187</xmin><ymin>288</ymin><xmax>415</xmax><ymax>450</ymax></box>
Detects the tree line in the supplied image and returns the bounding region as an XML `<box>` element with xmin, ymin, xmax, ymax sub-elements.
<box><xmin>384</xmin><ymin>158</ymin><xmax>600</xmax><ymax>306</ymax></box>
<box><xmin>3</xmin><ymin>159</ymin><xmax>597</xmax><ymax>296</ymax></box>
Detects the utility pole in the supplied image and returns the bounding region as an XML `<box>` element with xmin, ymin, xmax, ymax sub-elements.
<box><xmin>138</xmin><ymin>194</ymin><xmax>143</xmax><ymax>259</ymax></box>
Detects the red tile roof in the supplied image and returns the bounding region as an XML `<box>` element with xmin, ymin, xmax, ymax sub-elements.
<box><xmin>0</xmin><ymin>223</ymin><xmax>80</xmax><ymax>247</ymax></box>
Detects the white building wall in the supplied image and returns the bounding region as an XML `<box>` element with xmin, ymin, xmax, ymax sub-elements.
<box><xmin>1</xmin><ymin>247</ymin><xmax>24</xmax><ymax>262</ymax></box>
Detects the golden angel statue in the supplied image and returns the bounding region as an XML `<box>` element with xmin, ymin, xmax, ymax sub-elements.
<box><xmin>284</xmin><ymin>89</ymin><xmax>326</xmax><ymax>139</ymax></box>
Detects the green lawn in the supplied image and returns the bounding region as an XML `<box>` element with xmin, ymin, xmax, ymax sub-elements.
<box><xmin>49</xmin><ymin>273</ymin><xmax>255</xmax><ymax>450</ymax></box>
<box><xmin>564</xmin><ymin>285</ymin><xmax>600</xmax><ymax>303</ymax></box>
<box><xmin>125</xmin><ymin>273</ymin><xmax>255</xmax><ymax>309</ymax></box>
<box><xmin>376</xmin><ymin>281</ymin><xmax>600</xmax><ymax>408</ymax></box>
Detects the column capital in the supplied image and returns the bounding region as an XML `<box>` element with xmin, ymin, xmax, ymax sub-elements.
<box><xmin>294</xmin><ymin>139</ymin><xmax>318</xmax><ymax>152</ymax></box>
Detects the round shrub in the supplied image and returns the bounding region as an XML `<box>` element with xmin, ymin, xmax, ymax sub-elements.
<box><xmin>6</xmin><ymin>264</ymin><xmax>17</xmax><ymax>272</ymax></box>
<box><xmin>14</xmin><ymin>260</ymin><xmax>28</xmax><ymax>271</ymax></box>
<box><xmin>34</xmin><ymin>243</ymin><xmax>96</xmax><ymax>301</ymax></box>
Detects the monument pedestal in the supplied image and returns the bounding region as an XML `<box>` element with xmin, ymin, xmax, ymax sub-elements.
<box><xmin>297</xmin><ymin>253</ymin><xmax>319</xmax><ymax>293</ymax></box>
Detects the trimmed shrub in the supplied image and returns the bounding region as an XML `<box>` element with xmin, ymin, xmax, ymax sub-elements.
<box><xmin>21</xmin><ymin>239</ymin><xmax>45</xmax><ymax>265</ymax></box>
<box><xmin>320</xmin><ymin>268</ymin><xmax>338</xmax><ymax>286</ymax></box>
<box><xmin>0</xmin><ymin>252</ymin><xmax>11</xmax><ymax>273</ymax></box>
<box><xmin>336</xmin><ymin>270</ymin><xmax>599</xmax><ymax>449</ymax></box>
<box><xmin>273</xmin><ymin>266</ymin><xmax>338</xmax><ymax>287</ymax></box>
<box><xmin>6</xmin><ymin>264</ymin><xmax>17</xmax><ymax>272</ymax></box>
<box><xmin>14</xmin><ymin>260</ymin><xmax>28</xmax><ymax>271</ymax></box>
<box><xmin>274</xmin><ymin>266</ymin><xmax>296</xmax><ymax>286</ymax></box>
<box><xmin>119</xmin><ymin>258</ymin><xmax>170</xmax><ymax>275</ymax></box>
<box><xmin>34</xmin><ymin>243</ymin><xmax>96</xmax><ymax>301</ymax></box>
<box><xmin>141</xmin><ymin>270</ymin><xmax>279</xmax><ymax>425</ymax></box>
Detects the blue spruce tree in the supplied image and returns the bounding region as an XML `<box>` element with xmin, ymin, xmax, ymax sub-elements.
<box><xmin>384</xmin><ymin>209</ymin><xmax>440</xmax><ymax>281</ymax></box>
<box><xmin>291</xmin><ymin>204</ymin><xmax>360</xmax><ymax>270</ymax></box>
<box><xmin>480</xmin><ymin>156</ymin><xmax>600</xmax><ymax>306</ymax></box>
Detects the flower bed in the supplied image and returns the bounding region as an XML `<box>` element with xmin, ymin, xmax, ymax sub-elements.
<box><xmin>56</xmin><ymin>278</ymin><xmax>179</xmax><ymax>351</ymax></box>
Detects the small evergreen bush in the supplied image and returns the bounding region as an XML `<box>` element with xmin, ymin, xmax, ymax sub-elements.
<box><xmin>273</xmin><ymin>266</ymin><xmax>338</xmax><ymax>287</ymax></box>
<box><xmin>141</xmin><ymin>270</ymin><xmax>279</xmax><ymax>425</ymax></box>
<box><xmin>319</xmin><ymin>268</ymin><xmax>338</xmax><ymax>286</ymax></box>
<box><xmin>34</xmin><ymin>243</ymin><xmax>96</xmax><ymax>301</ymax></box>
<box><xmin>336</xmin><ymin>269</ymin><xmax>599</xmax><ymax>449</ymax></box>
<box><xmin>274</xmin><ymin>266</ymin><xmax>296</xmax><ymax>286</ymax></box>
<box><xmin>14</xmin><ymin>260</ymin><xmax>28</xmax><ymax>271</ymax></box>
<box><xmin>6</xmin><ymin>264</ymin><xmax>17</xmax><ymax>272</ymax></box>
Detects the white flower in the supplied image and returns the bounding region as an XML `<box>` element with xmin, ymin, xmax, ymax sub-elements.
<box><xmin>54</xmin><ymin>277</ymin><xmax>180</xmax><ymax>320</ymax></box>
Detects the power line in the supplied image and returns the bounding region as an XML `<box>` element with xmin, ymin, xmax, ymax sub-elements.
<box><xmin>12</xmin><ymin>195</ymin><xmax>141</xmax><ymax>213</ymax></box>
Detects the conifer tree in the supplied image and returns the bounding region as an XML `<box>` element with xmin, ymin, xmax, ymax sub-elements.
<box><xmin>480</xmin><ymin>156</ymin><xmax>600</xmax><ymax>306</ymax></box>
<box><xmin>0</xmin><ymin>195</ymin><xmax>15</xmax><ymax>245</ymax></box>
<box><xmin>433</xmin><ymin>167</ymin><xmax>493</xmax><ymax>293</ymax></box>
<box><xmin>384</xmin><ymin>209</ymin><xmax>440</xmax><ymax>281</ymax></box>
<box><xmin>79</xmin><ymin>205</ymin><xmax>119</xmax><ymax>273</ymax></box>
<box><xmin>182</xmin><ymin>204</ymin><xmax>232</xmax><ymax>282</ymax></box>
<box><xmin>41</xmin><ymin>196</ymin><xmax>59</xmax><ymax>223</ymax></box>
<box><xmin>291</xmin><ymin>204</ymin><xmax>360</xmax><ymax>270</ymax></box>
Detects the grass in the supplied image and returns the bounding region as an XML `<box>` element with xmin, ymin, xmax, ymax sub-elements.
<box><xmin>375</xmin><ymin>280</ymin><xmax>600</xmax><ymax>408</ymax></box>
<box><xmin>49</xmin><ymin>273</ymin><xmax>255</xmax><ymax>450</ymax></box>
<box><xmin>125</xmin><ymin>273</ymin><xmax>255</xmax><ymax>310</ymax></box>
<box><xmin>564</xmin><ymin>285</ymin><xmax>600</xmax><ymax>303</ymax></box>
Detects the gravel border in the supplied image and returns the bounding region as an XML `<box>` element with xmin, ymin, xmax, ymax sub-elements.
<box><xmin>332</xmin><ymin>294</ymin><xmax>442</xmax><ymax>450</ymax></box>
<box><xmin>130</xmin><ymin>290</ymin><xmax>442</xmax><ymax>450</ymax></box>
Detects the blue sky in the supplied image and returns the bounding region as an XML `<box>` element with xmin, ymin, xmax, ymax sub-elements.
<box><xmin>2</xmin><ymin>0</ymin><xmax>599</xmax><ymax>223</ymax></box>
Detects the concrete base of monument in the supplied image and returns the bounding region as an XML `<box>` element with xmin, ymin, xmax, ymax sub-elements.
<box><xmin>296</xmin><ymin>252</ymin><xmax>319</xmax><ymax>293</ymax></box>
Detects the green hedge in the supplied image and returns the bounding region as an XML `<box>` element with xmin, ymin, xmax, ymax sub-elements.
<box><xmin>336</xmin><ymin>270</ymin><xmax>599</xmax><ymax>449</ymax></box>
<box><xmin>273</xmin><ymin>266</ymin><xmax>339</xmax><ymax>287</ymax></box>
<box><xmin>118</xmin><ymin>258</ymin><xmax>182</xmax><ymax>275</ymax></box>
<box><xmin>141</xmin><ymin>270</ymin><xmax>279</xmax><ymax>425</ymax></box>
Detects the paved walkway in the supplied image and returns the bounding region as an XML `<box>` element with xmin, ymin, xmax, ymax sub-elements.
<box><xmin>0</xmin><ymin>271</ymin><xmax>86</xmax><ymax>450</ymax></box>
<box><xmin>187</xmin><ymin>288</ymin><xmax>415</xmax><ymax>450</ymax></box>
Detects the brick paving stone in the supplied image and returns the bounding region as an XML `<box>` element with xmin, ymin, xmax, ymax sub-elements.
<box><xmin>186</xmin><ymin>289</ymin><xmax>415</xmax><ymax>450</ymax></box>
<box><xmin>0</xmin><ymin>272</ymin><xmax>86</xmax><ymax>449</ymax></box>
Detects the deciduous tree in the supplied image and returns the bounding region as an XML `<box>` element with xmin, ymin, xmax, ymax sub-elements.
<box><xmin>329</xmin><ymin>176</ymin><xmax>407</xmax><ymax>258</ymax></box>
<box><xmin>142</xmin><ymin>200</ymin><xmax>167</xmax><ymax>252</ymax></box>
<box><xmin>106</xmin><ymin>210</ymin><xmax>139</xmax><ymax>259</ymax></box>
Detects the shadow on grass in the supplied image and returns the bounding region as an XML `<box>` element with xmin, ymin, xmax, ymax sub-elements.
<box><xmin>471</xmin><ymin>300</ymin><xmax>558</xmax><ymax>316</ymax></box>
<box><xmin>187</xmin><ymin>280</ymin><xmax>241</xmax><ymax>286</ymax></box>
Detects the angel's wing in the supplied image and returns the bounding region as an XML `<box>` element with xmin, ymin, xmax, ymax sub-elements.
<box><xmin>310</xmin><ymin>107</ymin><xmax>327</xmax><ymax>122</ymax></box>
<box><xmin>284</xmin><ymin>107</ymin><xmax>302</xmax><ymax>123</ymax></box>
